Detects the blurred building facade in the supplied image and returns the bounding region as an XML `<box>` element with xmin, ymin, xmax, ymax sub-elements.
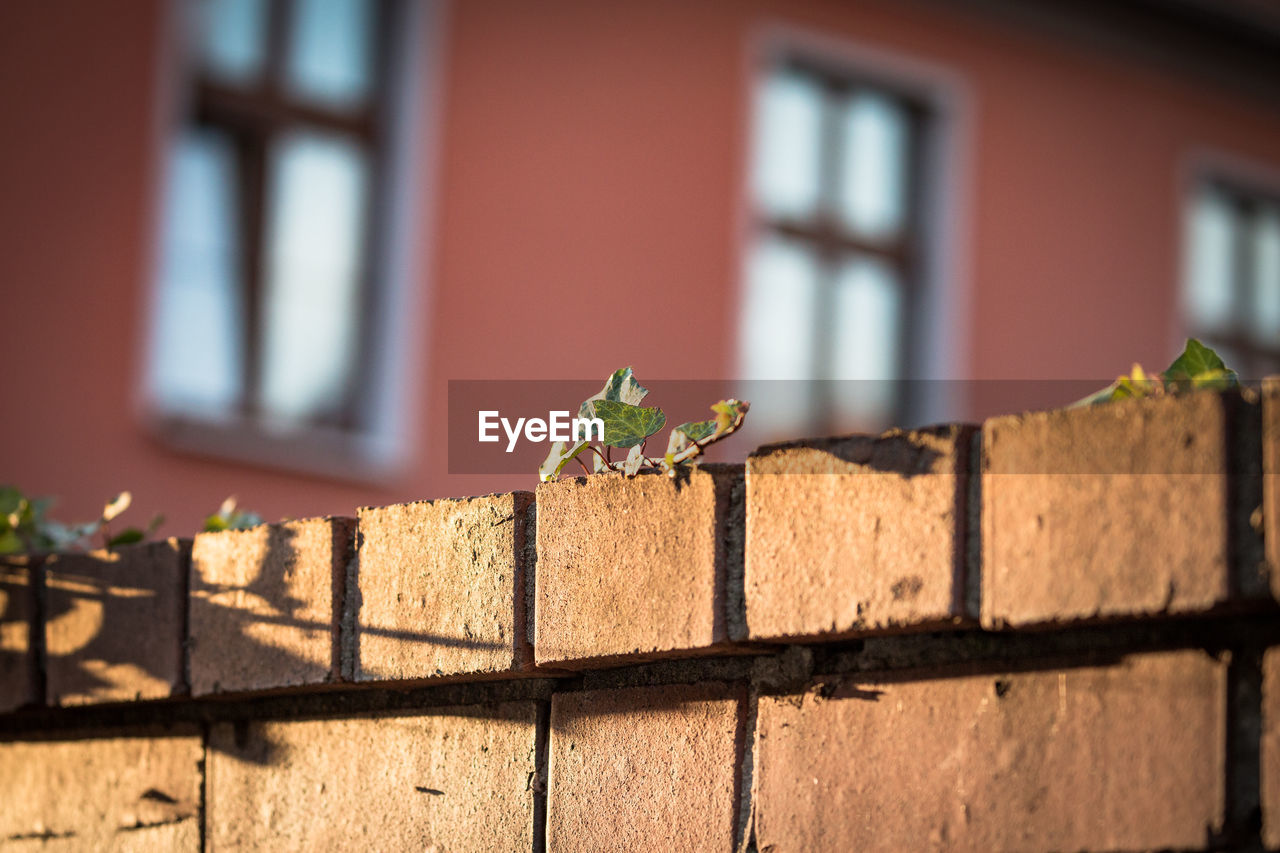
<box><xmin>1</xmin><ymin>0</ymin><xmax>1279</xmax><ymax>532</ymax></box>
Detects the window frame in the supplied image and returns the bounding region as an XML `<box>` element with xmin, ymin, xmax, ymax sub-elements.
<box><xmin>751</xmin><ymin>56</ymin><xmax>929</xmax><ymax>431</ymax></box>
<box><xmin>1182</xmin><ymin>162</ymin><xmax>1280</xmax><ymax>380</ymax></box>
<box><xmin>141</xmin><ymin>0</ymin><xmax>439</xmax><ymax>481</ymax></box>
<box><xmin>735</xmin><ymin>29</ymin><xmax>971</xmax><ymax>436</ymax></box>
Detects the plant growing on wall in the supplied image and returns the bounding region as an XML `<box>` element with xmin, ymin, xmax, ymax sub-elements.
<box><xmin>202</xmin><ymin>496</ymin><xmax>264</xmax><ymax>532</ymax></box>
<box><xmin>1074</xmin><ymin>338</ymin><xmax>1238</xmax><ymax>406</ymax></box>
<box><xmin>538</xmin><ymin>367</ymin><xmax>749</xmax><ymax>481</ymax></box>
<box><xmin>0</xmin><ymin>488</ymin><xmax>162</xmax><ymax>554</ymax></box>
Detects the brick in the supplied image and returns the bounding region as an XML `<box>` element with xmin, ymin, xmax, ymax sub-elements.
<box><xmin>982</xmin><ymin>390</ymin><xmax>1258</xmax><ymax>627</ymax></box>
<box><xmin>0</xmin><ymin>730</ymin><xmax>202</xmax><ymax>850</ymax></box>
<box><xmin>189</xmin><ymin>517</ymin><xmax>353</xmax><ymax>695</ymax></box>
<box><xmin>746</xmin><ymin>425</ymin><xmax>974</xmax><ymax>641</ymax></box>
<box><xmin>1265</xmin><ymin>377</ymin><xmax>1279</xmax><ymax>600</ymax></box>
<box><xmin>1264</xmin><ymin>647</ymin><xmax>1280</xmax><ymax>849</ymax></box>
<box><xmin>44</xmin><ymin>540</ymin><xmax>188</xmax><ymax>705</ymax></box>
<box><xmin>753</xmin><ymin>650</ymin><xmax>1225</xmax><ymax>851</ymax></box>
<box><xmin>548</xmin><ymin>682</ymin><xmax>743</xmax><ymax>851</ymax></box>
<box><xmin>535</xmin><ymin>466</ymin><xmax>741</xmax><ymax>666</ymax></box>
<box><xmin>354</xmin><ymin>493</ymin><xmax>533</xmax><ymax>682</ymax></box>
<box><xmin>206</xmin><ymin>702</ymin><xmax>538</xmax><ymax>850</ymax></box>
<box><xmin>0</xmin><ymin>555</ymin><xmax>39</xmax><ymax>712</ymax></box>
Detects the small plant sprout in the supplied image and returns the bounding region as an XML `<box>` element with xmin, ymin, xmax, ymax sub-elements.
<box><xmin>1073</xmin><ymin>338</ymin><xmax>1239</xmax><ymax>406</ymax></box>
<box><xmin>538</xmin><ymin>367</ymin><xmax>749</xmax><ymax>482</ymax></box>
<box><xmin>98</xmin><ymin>491</ymin><xmax>165</xmax><ymax>549</ymax></box>
<box><xmin>202</xmin><ymin>496</ymin><xmax>264</xmax><ymax>532</ymax></box>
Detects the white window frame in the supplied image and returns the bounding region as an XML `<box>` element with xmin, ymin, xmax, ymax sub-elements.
<box><xmin>733</xmin><ymin>26</ymin><xmax>973</xmax><ymax>434</ymax></box>
<box><xmin>135</xmin><ymin>0</ymin><xmax>445</xmax><ymax>482</ymax></box>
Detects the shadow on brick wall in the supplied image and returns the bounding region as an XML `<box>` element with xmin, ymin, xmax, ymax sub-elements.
<box><xmin>42</xmin><ymin>542</ymin><xmax>187</xmax><ymax>706</ymax></box>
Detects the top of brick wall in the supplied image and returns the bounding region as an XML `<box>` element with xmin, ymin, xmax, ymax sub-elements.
<box><xmin>0</xmin><ymin>384</ymin><xmax>1275</xmax><ymax>708</ymax></box>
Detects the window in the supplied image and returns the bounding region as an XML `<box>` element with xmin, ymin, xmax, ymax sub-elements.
<box><xmin>1183</xmin><ymin>177</ymin><xmax>1280</xmax><ymax>378</ymax></box>
<box><xmin>740</xmin><ymin>56</ymin><xmax>928</xmax><ymax>437</ymax></box>
<box><xmin>148</xmin><ymin>0</ymin><xmax>413</xmax><ymax>472</ymax></box>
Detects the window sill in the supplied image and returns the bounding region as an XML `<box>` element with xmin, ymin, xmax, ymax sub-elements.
<box><xmin>144</xmin><ymin>410</ymin><xmax>406</xmax><ymax>485</ymax></box>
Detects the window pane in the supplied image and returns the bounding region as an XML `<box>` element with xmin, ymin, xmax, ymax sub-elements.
<box><xmin>740</xmin><ymin>235</ymin><xmax>820</xmax><ymax>436</ymax></box>
<box><xmin>751</xmin><ymin>70</ymin><xmax>823</xmax><ymax>221</ymax></box>
<box><xmin>1184</xmin><ymin>189</ymin><xmax>1236</xmax><ymax>333</ymax></box>
<box><xmin>1251</xmin><ymin>205</ymin><xmax>1280</xmax><ymax>344</ymax></box>
<box><xmin>198</xmin><ymin>0</ymin><xmax>269</xmax><ymax>84</ymax></box>
<box><xmin>260</xmin><ymin>133</ymin><xmax>369</xmax><ymax>423</ymax></box>
<box><xmin>151</xmin><ymin>130</ymin><xmax>244</xmax><ymax>414</ymax></box>
<box><xmin>285</xmin><ymin>0</ymin><xmax>375</xmax><ymax>108</ymax></box>
<box><xmin>838</xmin><ymin>92</ymin><xmax>909</xmax><ymax>241</ymax></box>
<box><xmin>829</xmin><ymin>255</ymin><xmax>901</xmax><ymax>426</ymax></box>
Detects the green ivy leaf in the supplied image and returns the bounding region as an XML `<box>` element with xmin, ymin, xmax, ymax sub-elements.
<box><xmin>1163</xmin><ymin>338</ymin><xmax>1238</xmax><ymax>390</ymax></box>
<box><xmin>539</xmin><ymin>440</ymin><xmax>589</xmax><ymax>482</ymax></box>
<box><xmin>665</xmin><ymin>419</ymin><xmax>716</xmax><ymax>458</ymax></box>
<box><xmin>676</xmin><ymin>420</ymin><xmax>718</xmax><ymax>444</ymax></box>
<box><xmin>107</xmin><ymin>528</ymin><xmax>144</xmax><ymax>548</ymax></box>
<box><xmin>592</xmin><ymin>399</ymin><xmax>666</xmax><ymax>449</ymax></box>
<box><xmin>202</xmin><ymin>514</ymin><xmax>229</xmax><ymax>533</ymax></box>
<box><xmin>578</xmin><ymin>367</ymin><xmax>649</xmax><ymax>421</ymax></box>
<box><xmin>663</xmin><ymin>399</ymin><xmax>751</xmax><ymax>466</ymax></box>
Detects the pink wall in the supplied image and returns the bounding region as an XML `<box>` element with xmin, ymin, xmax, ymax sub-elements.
<box><xmin>2</xmin><ymin>0</ymin><xmax>1279</xmax><ymax>534</ymax></box>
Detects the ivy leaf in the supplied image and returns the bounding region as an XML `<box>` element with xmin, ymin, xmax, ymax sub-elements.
<box><xmin>539</xmin><ymin>440</ymin><xmax>589</xmax><ymax>482</ymax></box>
<box><xmin>665</xmin><ymin>419</ymin><xmax>717</xmax><ymax>458</ymax></box>
<box><xmin>101</xmin><ymin>491</ymin><xmax>132</xmax><ymax>524</ymax></box>
<box><xmin>711</xmin><ymin>399</ymin><xmax>749</xmax><ymax>430</ymax></box>
<box><xmin>203</xmin><ymin>496</ymin><xmax>264</xmax><ymax>532</ymax></box>
<box><xmin>662</xmin><ymin>399</ymin><xmax>750</xmax><ymax>470</ymax></box>
<box><xmin>622</xmin><ymin>445</ymin><xmax>647</xmax><ymax>476</ymax></box>
<box><xmin>592</xmin><ymin>399</ymin><xmax>666</xmax><ymax>449</ymax></box>
<box><xmin>578</xmin><ymin>366</ymin><xmax>649</xmax><ymax>422</ymax></box>
<box><xmin>676</xmin><ymin>420</ymin><xmax>718</xmax><ymax>444</ymax></box>
<box><xmin>107</xmin><ymin>528</ymin><xmax>144</xmax><ymax>548</ymax></box>
<box><xmin>1163</xmin><ymin>338</ymin><xmax>1238</xmax><ymax>390</ymax></box>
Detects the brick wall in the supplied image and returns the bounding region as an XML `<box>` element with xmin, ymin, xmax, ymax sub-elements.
<box><xmin>1</xmin><ymin>386</ymin><xmax>1278</xmax><ymax>851</ymax></box>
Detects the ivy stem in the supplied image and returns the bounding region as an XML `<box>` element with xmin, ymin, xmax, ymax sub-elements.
<box><xmin>575</xmin><ymin>455</ymin><xmax>593</xmax><ymax>476</ymax></box>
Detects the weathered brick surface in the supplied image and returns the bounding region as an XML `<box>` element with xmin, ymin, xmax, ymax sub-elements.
<box><xmin>206</xmin><ymin>702</ymin><xmax>538</xmax><ymax>850</ymax></box>
<box><xmin>983</xmin><ymin>391</ymin><xmax>1254</xmax><ymax>627</ymax></box>
<box><xmin>746</xmin><ymin>425</ymin><xmax>973</xmax><ymax>641</ymax></box>
<box><xmin>354</xmin><ymin>493</ymin><xmax>533</xmax><ymax>682</ymax></box>
<box><xmin>753</xmin><ymin>650</ymin><xmax>1225</xmax><ymax>851</ymax></box>
<box><xmin>548</xmin><ymin>682</ymin><xmax>743</xmax><ymax>851</ymax></box>
<box><xmin>0</xmin><ymin>555</ymin><xmax>38</xmax><ymax>712</ymax></box>
<box><xmin>535</xmin><ymin>467</ymin><xmax>741</xmax><ymax>666</ymax></box>
<box><xmin>44</xmin><ymin>540</ymin><xmax>188</xmax><ymax>705</ymax></box>
<box><xmin>0</xmin><ymin>730</ymin><xmax>202</xmax><ymax>850</ymax></box>
<box><xmin>1265</xmin><ymin>377</ymin><xmax>1279</xmax><ymax>600</ymax></box>
<box><xmin>1264</xmin><ymin>647</ymin><xmax>1280</xmax><ymax>850</ymax></box>
<box><xmin>189</xmin><ymin>517</ymin><xmax>353</xmax><ymax>695</ymax></box>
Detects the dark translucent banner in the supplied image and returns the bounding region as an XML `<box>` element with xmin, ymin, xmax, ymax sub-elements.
<box><xmin>447</xmin><ymin>379</ymin><xmax>1270</xmax><ymax>476</ymax></box>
